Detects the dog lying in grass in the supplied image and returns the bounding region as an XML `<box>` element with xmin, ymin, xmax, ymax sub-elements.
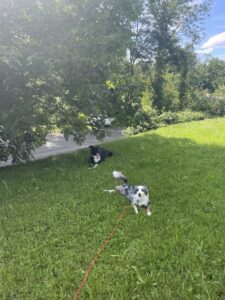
<box><xmin>89</xmin><ymin>145</ymin><xmax>113</xmax><ymax>168</ymax></box>
<box><xmin>105</xmin><ymin>171</ymin><xmax>152</xmax><ymax>216</ymax></box>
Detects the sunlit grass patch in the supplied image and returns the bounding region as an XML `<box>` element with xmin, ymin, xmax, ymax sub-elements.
<box><xmin>154</xmin><ymin>117</ymin><xmax>225</xmax><ymax>146</ymax></box>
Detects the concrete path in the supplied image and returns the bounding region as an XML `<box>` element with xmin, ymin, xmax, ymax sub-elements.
<box><xmin>0</xmin><ymin>128</ymin><xmax>123</xmax><ymax>168</ymax></box>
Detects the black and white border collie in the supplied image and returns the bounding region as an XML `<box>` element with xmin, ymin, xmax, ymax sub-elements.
<box><xmin>89</xmin><ymin>145</ymin><xmax>113</xmax><ymax>168</ymax></box>
<box><xmin>105</xmin><ymin>171</ymin><xmax>152</xmax><ymax>216</ymax></box>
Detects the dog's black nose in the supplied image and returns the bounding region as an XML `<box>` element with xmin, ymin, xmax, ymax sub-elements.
<box><xmin>138</xmin><ymin>193</ymin><xmax>142</xmax><ymax>197</ymax></box>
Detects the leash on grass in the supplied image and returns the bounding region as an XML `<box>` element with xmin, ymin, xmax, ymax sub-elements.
<box><xmin>72</xmin><ymin>205</ymin><xmax>130</xmax><ymax>300</ymax></box>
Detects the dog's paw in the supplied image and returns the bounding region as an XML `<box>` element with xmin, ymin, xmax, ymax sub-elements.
<box><xmin>132</xmin><ymin>205</ymin><xmax>139</xmax><ymax>214</ymax></box>
<box><xmin>88</xmin><ymin>164</ymin><xmax>98</xmax><ymax>169</ymax></box>
<box><xmin>104</xmin><ymin>189</ymin><xmax>115</xmax><ymax>193</ymax></box>
<box><xmin>147</xmin><ymin>209</ymin><xmax>152</xmax><ymax>216</ymax></box>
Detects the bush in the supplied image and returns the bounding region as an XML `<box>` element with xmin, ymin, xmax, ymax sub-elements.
<box><xmin>176</xmin><ymin>110</ymin><xmax>207</xmax><ymax>122</ymax></box>
<box><xmin>161</xmin><ymin>71</ymin><xmax>181</xmax><ymax>111</ymax></box>
<box><xmin>208</xmin><ymin>87</ymin><xmax>225</xmax><ymax>116</ymax></box>
<box><xmin>123</xmin><ymin>110</ymin><xmax>208</xmax><ymax>136</ymax></box>
<box><xmin>123</xmin><ymin>111</ymin><xmax>158</xmax><ymax>135</ymax></box>
<box><xmin>191</xmin><ymin>88</ymin><xmax>225</xmax><ymax>116</ymax></box>
<box><xmin>123</xmin><ymin>122</ymin><xmax>157</xmax><ymax>136</ymax></box>
<box><xmin>156</xmin><ymin>111</ymin><xmax>178</xmax><ymax>125</ymax></box>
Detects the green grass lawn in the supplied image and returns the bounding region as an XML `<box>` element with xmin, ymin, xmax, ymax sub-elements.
<box><xmin>1</xmin><ymin>118</ymin><xmax>225</xmax><ymax>300</ymax></box>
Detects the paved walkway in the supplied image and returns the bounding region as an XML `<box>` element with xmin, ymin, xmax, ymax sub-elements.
<box><xmin>0</xmin><ymin>128</ymin><xmax>123</xmax><ymax>168</ymax></box>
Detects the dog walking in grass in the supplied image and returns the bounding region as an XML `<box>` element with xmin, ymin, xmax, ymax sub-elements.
<box><xmin>105</xmin><ymin>171</ymin><xmax>152</xmax><ymax>216</ymax></box>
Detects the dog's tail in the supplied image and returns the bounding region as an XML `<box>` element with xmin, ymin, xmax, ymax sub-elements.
<box><xmin>106</xmin><ymin>150</ymin><xmax>113</xmax><ymax>157</ymax></box>
<box><xmin>113</xmin><ymin>171</ymin><xmax>128</xmax><ymax>183</ymax></box>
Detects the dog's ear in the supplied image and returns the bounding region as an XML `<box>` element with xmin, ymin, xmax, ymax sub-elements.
<box><xmin>134</xmin><ymin>186</ymin><xmax>139</xmax><ymax>194</ymax></box>
<box><xmin>142</xmin><ymin>186</ymin><xmax>149</xmax><ymax>196</ymax></box>
<box><xmin>89</xmin><ymin>145</ymin><xmax>99</xmax><ymax>155</ymax></box>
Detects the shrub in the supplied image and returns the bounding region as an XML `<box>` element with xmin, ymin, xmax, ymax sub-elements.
<box><xmin>176</xmin><ymin>110</ymin><xmax>207</xmax><ymax>122</ymax></box>
<box><xmin>208</xmin><ymin>87</ymin><xmax>225</xmax><ymax>116</ymax></box>
<box><xmin>123</xmin><ymin>111</ymin><xmax>158</xmax><ymax>135</ymax></box>
<box><xmin>161</xmin><ymin>72</ymin><xmax>181</xmax><ymax>111</ymax></box>
<box><xmin>124</xmin><ymin>110</ymin><xmax>208</xmax><ymax>136</ymax></box>
<box><xmin>191</xmin><ymin>88</ymin><xmax>225</xmax><ymax>116</ymax></box>
<box><xmin>155</xmin><ymin>111</ymin><xmax>178</xmax><ymax>125</ymax></box>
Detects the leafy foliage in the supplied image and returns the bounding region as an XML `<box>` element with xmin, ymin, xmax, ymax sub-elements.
<box><xmin>0</xmin><ymin>0</ymin><xmax>221</xmax><ymax>163</ymax></box>
<box><xmin>123</xmin><ymin>110</ymin><xmax>207</xmax><ymax>135</ymax></box>
<box><xmin>0</xmin><ymin>0</ymin><xmax>141</xmax><ymax>162</ymax></box>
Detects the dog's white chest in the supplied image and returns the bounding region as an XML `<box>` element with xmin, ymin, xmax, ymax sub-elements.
<box><xmin>93</xmin><ymin>154</ymin><xmax>101</xmax><ymax>163</ymax></box>
<box><xmin>133</xmin><ymin>195</ymin><xmax>149</xmax><ymax>207</ymax></box>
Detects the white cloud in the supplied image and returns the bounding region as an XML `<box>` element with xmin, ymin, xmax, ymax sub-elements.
<box><xmin>192</xmin><ymin>0</ymin><xmax>204</xmax><ymax>4</ymax></box>
<box><xmin>196</xmin><ymin>47</ymin><xmax>213</xmax><ymax>54</ymax></box>
<box><xmin>202</xmin><ymin>32</ymin><xmax>225</xmax><ymax>50</ymax></box>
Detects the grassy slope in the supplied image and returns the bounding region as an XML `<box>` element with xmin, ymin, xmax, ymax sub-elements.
<box><xmin>1</xmin><ymin>118</ymin><xmax>225</xmax><ymax>300</ymax></box>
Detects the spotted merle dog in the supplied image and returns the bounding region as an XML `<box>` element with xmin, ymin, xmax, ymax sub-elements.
<box><xmin>105</xmin><ymin>171</ymin><xmax>152</xmax><ymax>216</ymax></box>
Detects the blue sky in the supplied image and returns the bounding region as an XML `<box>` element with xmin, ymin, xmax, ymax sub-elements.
<box><xmin>196</xmin><ymin>0</ymin><xmax>225</xmax><ymax>60</ymax></box>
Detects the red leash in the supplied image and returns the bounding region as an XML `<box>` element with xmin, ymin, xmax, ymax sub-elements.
<box><xmin>72</xmin><ymin>205</ymin><xmax>130</xmax><ymax>300</ymax></box>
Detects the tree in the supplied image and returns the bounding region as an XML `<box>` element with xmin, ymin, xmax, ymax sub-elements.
<box><xmin>195</xmin><ymin>58</ymin><xmax>225</xmax><ymax>92</ymax></box>
<box><xmin>127</xmin><ymin>0</ymin><xmax>211</xmax><ymax>111</ymax></box>
<box><xmin>0</xmin><ymin>0</ymin><xmax>62</xmax><ymax>163</ymax></box>
<box><xmin>0</xmin><ymin>0</ymin><xmax>142</xmax><ymax>163</ymax></box>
